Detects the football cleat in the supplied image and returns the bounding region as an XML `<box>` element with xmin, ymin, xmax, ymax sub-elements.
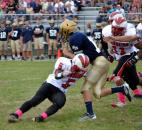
<box><xmin>32</xmin><ymin>116</ymin><xmax>44</xmax><ymax>122</ymax></box>
<box><xmin>8</xmin><ymin>113</ymin><xmax>19</xmax><ymax>123</ymax></box>
<box><xmin>79</xmin><ymin>113</ymin><xmax>96</xmax><ymax>122</ymax></box>
<box><xmin>111</xmin><ymin>101</ymin><xmax>126</xmax><ymax>108</ymax></box>
<box><xmin>123</xmin><ymin>83</ymin><xmax>132</xmax><ymax>102</ymax></box>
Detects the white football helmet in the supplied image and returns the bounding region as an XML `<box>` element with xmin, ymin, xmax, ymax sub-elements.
<box><xmin>72</xmin><ymin>54</ymin><xmax>90</xmax><ymax>71</ymax></box>
<box><xmin>112</xmin><ymin>16</ymin><xmax>127</xmax><ymax>36</ymax></box>
<box><xmin>108</xmin><ymin>11</ymin><xmax>124</xmax><ymax>23</ymax></box>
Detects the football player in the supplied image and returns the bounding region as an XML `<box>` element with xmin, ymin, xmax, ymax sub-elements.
<box><xmin>60</xmin><ymin>19</ymin><xmax>132</xmax><ymax>121</ymax></box>
<box><xmin>8</xmin><ymin>53</ymin><xmax>90</xmax><ymax>123</ymax></box>
<box><xmin>0</xmin><ymin>20</ymin><xmax>9</xmax><ymax>60</ymax></box>
<box><xmin>106</xmin><ymin>17</ymin><xmax>142</xmax><ymax>67</ymax></box>
<box><xmin>103</xmin><ymin>16</ymin><xmax>142</xmax><ymax>107</ymax></box>
<box><xmin>33</xmin><ymin>18</ymin><xmax>44</xmax><ymax>60</ymax></box>
<box><xmin>92</xmin><ymin>22</ymin><xmax>102</xmax><ymax>49</ymax></box>
<box><xmin>46</xmin><ymin>19</ymin><xmax>59</xmax><ymax>60</ymax></box>
<box><xmin>9</xmin><ymin>22</ymin><xmax>22</xmax><ymax>60</ymax></box>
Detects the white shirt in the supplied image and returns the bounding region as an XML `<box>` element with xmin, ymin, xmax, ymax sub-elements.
<box><xmin>102</xmin><ymin>23</ymin><xmax>137</xmax><ymax>59</ymax></box>
<box><xmin>46</xmin><ymin>57</ymin><xmax>86</xmax><ymax>93</ymax></box>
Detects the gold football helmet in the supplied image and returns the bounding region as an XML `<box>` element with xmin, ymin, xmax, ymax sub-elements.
<box><xmin>60</xmin><ymin>19</ymin><xmax>77</xmax><ymax>40</ymax></box>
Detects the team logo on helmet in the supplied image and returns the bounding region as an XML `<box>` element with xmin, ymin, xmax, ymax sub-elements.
<box><xmin>60</xmin><ymin>19</ymin><xmax>77</xmax><ymax>41</ymax></box>
<box><xmin>112</xmin><ymin>17</ymin><xmax>127</xmax><ymax>36</ymax></box>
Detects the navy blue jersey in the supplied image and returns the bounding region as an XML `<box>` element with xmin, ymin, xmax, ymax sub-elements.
<box><xmin>46</xmin><ymin>27</ymin><xmax>59</xmax><ymax>39</ymax></box>
<box><xmin>21</xmin><ymin>26</ymin><xmax>33</xmax><ymax>43</ymax></box>
<box><xmin>33</xmin><ymin>25</ymin><xmax>44</xmax><ymax>38</ymax></box>
<box><xmin>10</xmin><ymin>28</ymin><xmax>21</xmax><ymax>40</ymax></box>
<box><xmin>92</xmin><ymin>28</ymin><xmax>102</xmax><ymax>41</ymax></box>
<box><xmin>0</xmin><ymin>28</ymin><xmax>9</xmax><ymax>41</ymax></box>
<box><xmin>69</xmin><ymin>32</ymin><xmax>102</xmax><ymax>62</ymax></box>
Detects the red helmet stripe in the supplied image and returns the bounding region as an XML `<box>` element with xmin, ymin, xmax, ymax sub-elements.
<box><xmin>84</xmin><ymin>56</ymin><xmax>89</xmax><ymax>67</ymax></box>
<box><xmin>78</xmin><ymin>55</ymin><xmax>85</xmax><ymax>67</ymax></box>
<box><xmin>78</xmin><ymin>55</ymin><xmax>89</xmax><ymax>68</ymax></box>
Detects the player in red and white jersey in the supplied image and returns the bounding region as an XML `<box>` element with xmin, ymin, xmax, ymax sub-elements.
<box><xmin>103</xmin><ymin>16</ymin><xmax>142</xmax><ymax>107</ymax></box>
<box><xmin>46</xmin><ymin>56</ymin><xmax>88</xmax><ymax>93</ymax></box>
<box><xmin>8</xmin><ymin>54</ymin><xmax>90</xmax><ymax>122</ymax></box>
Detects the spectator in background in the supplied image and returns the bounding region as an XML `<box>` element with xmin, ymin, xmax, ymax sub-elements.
<box><xmin>73</xmin><ymin>0</ymin><xmax>83</xmax><ymax>11</ymax></box>
<box><xmin>116</xmin><ymin>4</ymin><xmax>125</xmax><ymax>16</ymax></box>
<box><xmin>127</xmin><ymin>5</ymin><xmax>139</xmax><ymax>21</ymax></box>
<box><xmin>65</xmin><ymin>0</ymin><xmax>77</xmax><ymax>14</ymax></box>
<box><xmin>41</xmin><ymin>0</ymin><xmax>49</xmax><ymax>13</ymax></box>
<box><xmin>33</xmin><ymin>17</ymin><xmax>45</xmax><ymax>60</ymax></box>
<box><xmin>47</xmin><ymin>1</ymin><xmax>55</xmax><ymax>14</ymax></box>
<box><xmin>6</xmin><ymin>0</ymin><xmax>18</xmax><ymax>13</ymax></box>
<box><xmin>26</xmin><ymin>2</ymin><xmax>33</xmax><ymax>14</ymax></box>
<box><xmin>54</xmin><ymin>0</ymin><xmax>65</xmax><ymax>15</ymax></box>
<box><xmin>30</xmin><ymin>0</ymin><xmax>42</xmax><ymax>14</ymax></box>
<box><xmin>16</xmin><ymin>4</ymin><xmax>26</xmax><ymax>15</ymax></box>
<box><xmin>132</xmin><ymin>0</ymin><xmax>141</xmax><ymax>12</ymax></box>
<box><xmin>107</xmin><ymin>4</ymin><xmax>117</xmax><ymax>14</ymax></box>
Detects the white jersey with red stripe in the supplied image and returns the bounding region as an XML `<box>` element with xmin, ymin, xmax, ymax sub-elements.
<box><xmin>102</xmin><ymin>23</ymin><xmax>137</xmax><ymax>60</ymax></box>
<box><xmin>46</xmin><ymin>57</ymin><xmax>86</xmax><ymax>93</ymax></box>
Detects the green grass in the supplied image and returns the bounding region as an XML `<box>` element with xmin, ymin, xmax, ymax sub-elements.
<box><xmin>0</xmin><ymin>61</ymin><xmax>142</xmax><ymax>130</ymax></box>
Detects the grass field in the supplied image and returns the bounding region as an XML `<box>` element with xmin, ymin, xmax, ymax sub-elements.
<box><xmin>0</xmin><ymin>60</ymin><xmax>142</xmax><ymax>130</ymax></box>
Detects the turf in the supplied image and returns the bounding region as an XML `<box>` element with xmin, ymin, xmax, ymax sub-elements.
<box><xmin>0</xmin><ymin>60</ymin><xmax>142</xmax><ymax>130</ymax></box>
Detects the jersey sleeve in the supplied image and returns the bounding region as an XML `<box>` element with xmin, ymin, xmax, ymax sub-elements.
<box><xmin>54</xmin><ymin>57</ymin><xmax>66</xmax><ymax>70</ymax></box>
<box><xmin>102</xmin><ymin>25</ymin><xmax>112</xmax><ymax>37</ymax></box>
<box><xmin>125</xmin><ymin>27</ymin><xmax>136</xmax><ymax>36</ymax></box>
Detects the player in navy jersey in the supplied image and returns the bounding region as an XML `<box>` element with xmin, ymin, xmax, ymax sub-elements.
<box><xmin>92</xmin><ymin>22</ymin><xmax>102</xmax><ymax>49</ymax></box>
<box><xmin>33</xmin><ymin>18</ymin><xmax>44</xmax><ymax>60</ymax></box>
<box><xmin>9</xmin><ymin>22</ymin><xmax>22</xmax><ymax>60</ymax></box>
<box><xmin>21</xmin><ymin>20</ymin><xmax>33</xmax><ymax>60</ymax></box>
<box><xmin>60</xmin><ymin>19</ymin><xmax>132</xmax><ymax>121</ymax></box>
<box><xmin>8</xmin><ymin>54</ymin><xmax>90</xmax><ymax>122</ymax></box>
<box><xmin>0</xmin><ymin>21</ymin><xmax>9</xmax><ymax>60</ymax></box>
<box><xmin>46</xmin><ymin>19</ymin><xmax>59</xmax><ymax>60</ymax></box>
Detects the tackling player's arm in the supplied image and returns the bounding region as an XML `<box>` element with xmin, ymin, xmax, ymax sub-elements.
<box><xmin>62</xmin><ymin>41</ymin><xmax>75</xmax><ymax>58</ymax></box>
<box><xmin>108</xmin><ymin>35</ymin><xmax>137</xmax><ymax>42</ymax></box>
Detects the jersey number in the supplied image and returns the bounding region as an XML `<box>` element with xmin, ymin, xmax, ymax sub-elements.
<box><xmin>12</xmin><ymin>31</ymin><xmax>18</xmax><ymax>37</ymax></box>
<box><xmin>62</xmin><ymin>79</ymin><xmax>75</xmax><ymax>89</ymax></box>
<box><xmin>49</xmin><ymin>30</ymin><xmax>57</xmax><ymax>37</ymax></box>
<box><xmin>94</xmin><ymin>32</ymin><xmax>101</xmax><ymax>40</ymax></box>
<box><xmin>0</xmin><ymin>32</ymin><xmax>6</xmax><ymax>39</ymax></box>
<box><xmin>112</xmin><ymin>46</ymin><xmax>126</xmax><ymax>55</ymax></box>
